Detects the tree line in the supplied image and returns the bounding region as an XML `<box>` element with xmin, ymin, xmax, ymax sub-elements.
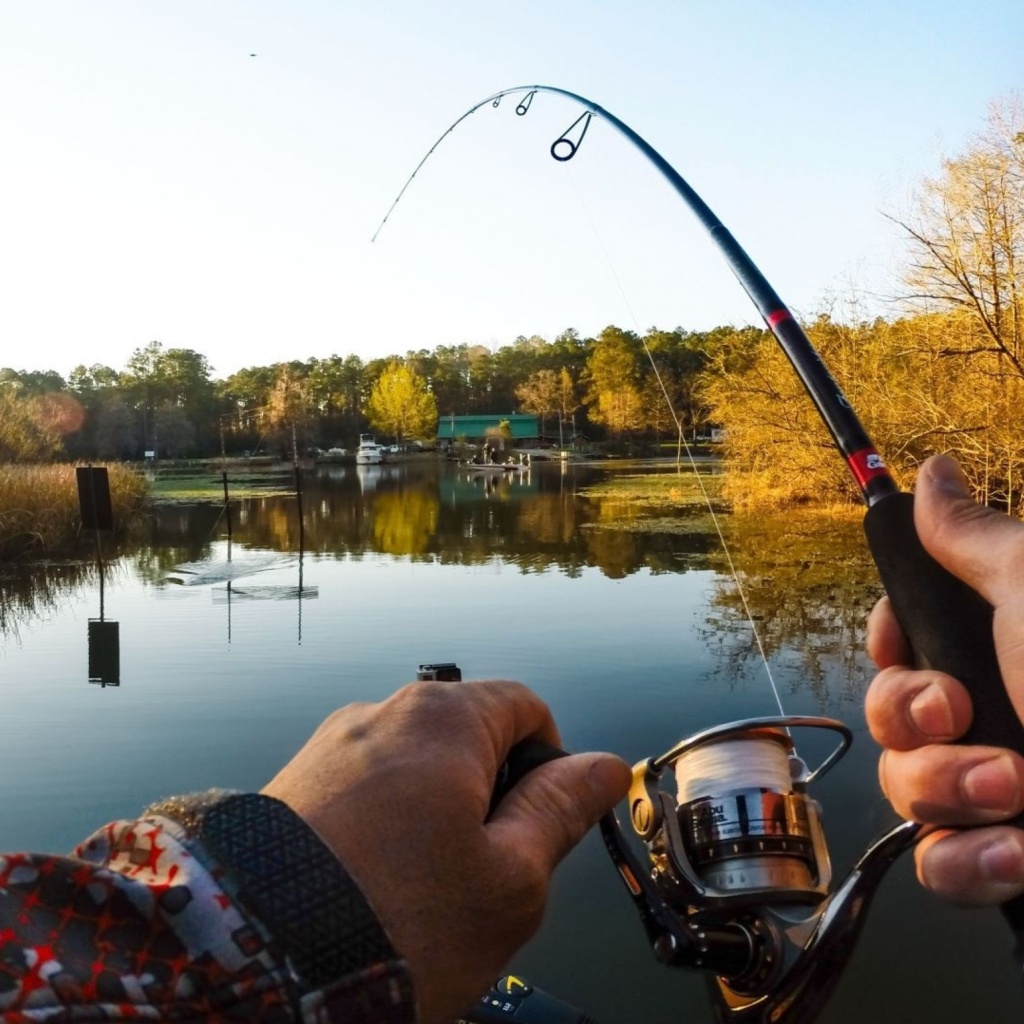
<box><xmin>3</xmin><ymin>94</ymin><xmax>1022</xmax><ymax>512</ymax></box>
<box><xmin>0</xmin><ymin>324</ymin><xmax>745</xmax><ymax>462</ymax></box>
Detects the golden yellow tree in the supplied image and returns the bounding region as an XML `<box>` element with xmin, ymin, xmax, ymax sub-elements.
<box><xmin>366</xmin><ymin>361</ymin><xmax>438</xmax><ymax>442</ymax></box>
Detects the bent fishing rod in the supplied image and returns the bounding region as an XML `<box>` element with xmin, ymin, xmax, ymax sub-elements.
<box><xmin>381</xmin><ymin>86</ymin><xmax>1024</xmax><ymax>1024</ymax></box>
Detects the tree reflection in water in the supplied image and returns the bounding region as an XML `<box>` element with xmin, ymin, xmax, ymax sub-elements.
<box><xmin>701</xmin><ymin>510</ymin><xmax>883</xmax><ymax>707</ymax></box>
<box><xmin>0</xmin><ymin>463</ymin><xmax>881</xmax><ymax>700</ymax></box>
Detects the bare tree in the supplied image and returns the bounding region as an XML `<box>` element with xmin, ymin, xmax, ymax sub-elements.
<box><xmin>890</xmin><ymin>95</ymin><xmax>1024</xmax><ymax>378</ymax></box>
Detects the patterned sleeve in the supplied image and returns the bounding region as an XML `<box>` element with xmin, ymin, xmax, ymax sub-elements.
<box><xmin>0</xmin><ymin>793</ymin><xmax>416</xmax><ymax>1023</ymax></box>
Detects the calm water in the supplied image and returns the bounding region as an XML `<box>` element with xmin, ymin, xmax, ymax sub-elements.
<box><xmin>1</xmin><ymin>459</ymin><xmax>1020</xmax><ymax>1023</ymax></box>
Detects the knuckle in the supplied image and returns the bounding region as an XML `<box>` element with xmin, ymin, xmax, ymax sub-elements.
<box><xmin>318</xmin><ymin>702</ymin><xmax>371</xmax><ymax>736</ymax></box>
<box><xmin>865</xmin><ymin>667</ymin><xmax>914</xmax><ymax>744</ymax></box>
<box><xmin>393</xmin><ymin>680</ymin><xmax>463</xmax><ymax>715</ymax></box>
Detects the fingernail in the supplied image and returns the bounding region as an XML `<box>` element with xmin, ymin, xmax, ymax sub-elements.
<box><xmin>908</xmin><ymin>683</ymin><xmax>954</xmax><ymax>739</ymax></box>
<box><xmin>962</xmin><ymin>755</ymin><xmax>1021</xmax><ymax>812</ymax></box>
<box><xmin>925</xmin><ymin>455</ymin><xmax>969</xmax><ymax>498</ymax></box>
<box><xmin>980</xmin><ymin>837</ymin><xmax>1024</xmax><ymax>883</ymax></box>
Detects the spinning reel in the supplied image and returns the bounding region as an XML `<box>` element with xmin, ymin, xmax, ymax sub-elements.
<box><xmin>600</xmin><ymin>716</ymin><xmax>921</xmax><ymax>1024</ymax></box>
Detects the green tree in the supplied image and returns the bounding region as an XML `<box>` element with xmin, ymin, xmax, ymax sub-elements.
<box><xmin>515</xmin><ymin>369</ymin><xmax>561</xmax><ymax>438</ymax></box>
<box><xmin>555</xmin><ymin>368</ymin><xmax>579</xmax><ymax>447</ymax></box>
<box><xmin>121</xmin><ymin>342</ymin><xmax>214</xmax><ymax>455</ymax></box>
<box><xmin>366</xmin><ymin>361</ymin><xmax>438</xmax><ymax>441</ymax></box>
<box><xmin>0</xmin><ymin>368</ymin><xmax>67</xmax><ymax>395</ymax></box>
<box><xmin>153</xmin><ymin>402</ymin><xmax>196</xmax><ymax>459</ymax></box>
<box><xmin>584</xmin><ymin>326</ymin><xmax>644</xmax><ymax>438</ymax></box>
<box><xmin>93</xmin><ymin>398</ymin><xmax>140</xmax><ymax>459</ymax></box>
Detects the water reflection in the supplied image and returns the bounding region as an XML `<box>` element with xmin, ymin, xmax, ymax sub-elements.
<box><xmin>155</xmin><ymin>462</ymin><xmax>724</xmax><ymax>578</ymax></box>
<box><xmin>0</xmin><ymin>463</ymin><xmax>877</xmax><ymax>658</ymax></box>
<box><xmin>87</xmin><ymin>619</ymin><xmax>120</xmax><ymax>686</ymax></box>
<box><xmin>0</xmin><ymin>461</ymin><xmax>881</xmax><ymax>709</ymax></box>
<box><xmin>0</xmin><ymin>560</ymin><xmax>106</xmax><ymax>641</ymax></box>
<box><xmin>702</xmin><ymin>510</ymin><xmax>883</xmax><ymax>706</ymax></box>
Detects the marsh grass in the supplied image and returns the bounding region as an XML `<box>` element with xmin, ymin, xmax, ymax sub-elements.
<box><xmin>579</xmin><ymin>470</ymin><xmax>726</xmax><ymax>534</ymax></box>
<box><xmin>0</xmin><ymin>463</ymin><xmax>149</xmax><ymax>558</ymax></box>
<box><xmin>581</xmin><ymin>469</ymin><xmax>723</xmax><ymax>506</ymax></box>
<box><xmin>147</xmin><ymin>469</ymin><xmax>295</xmax><ymax>502</ymax></box>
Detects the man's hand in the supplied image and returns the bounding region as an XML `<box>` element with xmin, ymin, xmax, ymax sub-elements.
<box><xmin>865</xmin><ymin>454</ymin><xmax>1024</xmax><ymax>905</ymax></box>
<box><xmin>262</xmin><ymin>679</ymin><xmax>631</xmax><ymax>1024</ymax></box>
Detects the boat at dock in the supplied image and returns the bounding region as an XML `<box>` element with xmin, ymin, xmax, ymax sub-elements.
<box><xmin>462</xmin><ymin>453</ymin><xmax>531</xmax><ymax>473</ymax></box>
<box><xmin>355</xmin><ymin>434</ymin><xmax>386</xmax><ymax>465</ymax></box>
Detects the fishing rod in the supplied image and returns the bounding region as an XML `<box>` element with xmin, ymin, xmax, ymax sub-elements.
<box><xmin>382</xmin><ymin>86</ymin><xmax>1024</xmax><ymax>1023</ymax></box>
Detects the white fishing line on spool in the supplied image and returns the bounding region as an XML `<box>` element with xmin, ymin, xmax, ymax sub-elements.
<box><xmin>674</xmin><ymin>737</ymin><xmax>792</xmax><ymax>804</ymax></box>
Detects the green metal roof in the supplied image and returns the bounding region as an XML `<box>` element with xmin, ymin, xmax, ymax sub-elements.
<box><xmin>436</xmin><ymin>414</ymin><xmax>538</xmax><ymax>440</ymax></box>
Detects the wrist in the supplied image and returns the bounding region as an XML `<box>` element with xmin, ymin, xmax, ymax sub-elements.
<box><xmin>147</xmin><ymin>791</ymin><xmax>415</xmax><ymax>1022</ymax></box>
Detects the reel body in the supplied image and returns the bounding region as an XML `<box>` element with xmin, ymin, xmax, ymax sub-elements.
<box><xmin>601</xmin><ymin>716</ymin><xmax>919</xmax><ymax>1023</ymax></box>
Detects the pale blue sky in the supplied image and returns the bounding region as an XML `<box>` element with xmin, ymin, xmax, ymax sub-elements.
<box><xmin>1</xmin><ymin>2</ymin><xmax>1020</xmax><ymax>379</ymax></box>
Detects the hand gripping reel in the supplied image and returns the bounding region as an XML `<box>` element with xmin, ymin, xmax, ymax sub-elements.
<box><xmin>599</xmin><ymin>716</ymin><xmax>920</xmax><ymax>1024</ymax></box>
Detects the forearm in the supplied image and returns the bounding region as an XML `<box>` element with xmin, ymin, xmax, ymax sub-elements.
<box><xmin>0</xmin><ymin>792</ymin><xmax>415</xmax><ymax>1023</ymax></box>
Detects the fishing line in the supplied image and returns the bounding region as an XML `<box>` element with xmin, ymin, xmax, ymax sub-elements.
<box><xmin>674</xmin><ymin>736</ymin><xmax>791</xmax><ymax>803</ymax></box>
<box><xmin>564</xmin><ymin>164</ymin><xmax>787</xmax><ymax>718</ymax></box>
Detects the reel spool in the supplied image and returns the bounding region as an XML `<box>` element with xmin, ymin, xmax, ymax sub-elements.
<box><xmin>628</xmin><ymin>717</ymin><xmax>852</xmax><ymax>912</ymax></box>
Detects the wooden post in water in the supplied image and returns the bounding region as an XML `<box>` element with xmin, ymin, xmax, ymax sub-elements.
<box><xmin>220</xmin><ymin>419</ymin><xmax>233</xmax><ymax>543</ymax></box>
<box><xmin>76</xmin><ymin>467</ymin><xmax>120</xmax><ymax>686</ymax></box>
<box><xmin>292</xmin><ymin>420</ymin><xmax>305</xmax><ymax>551</ymax></box>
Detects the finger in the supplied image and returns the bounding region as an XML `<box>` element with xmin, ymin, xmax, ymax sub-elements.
<box><xmin>915</xmin><ymin>455</ymin><xmax>1024</xmax><ymax>610</ymax></box>
<box><xmin>383</xmin><ymin>680</ymin><xmax>561</xmax><ymax>773</ymax></box>
<box><xmin>879</xmin><ymin>745</ymin><xmax>1024</xmax><ymax>825</ymax></box>
<box><xmin>865</xmin><ymin>595</ymin><xmax>913</xmax><ymax>669</ymax></box>
<box><xmin>914</xmin><ymin>455</ymin><xmax>1024</xmax><ymax>722</ymax></box>
<box><xmin>865</xmin><ymin>665</ymin><xmax>972</xmax><ymax>749</ymax></box>
<box><xmin>915</xmin><ymin>827</ymin><xmax>1024</xmax><ymax>905</ymax></box>
<box><xmin>489</xmin><ymin>752</ymin><xmax>631</xmax><ymax>873</ymax></box>
<box><xmin>465</xmin><ymin>679</ymin><xmax>563</xmax><ymax>753</ymax></box>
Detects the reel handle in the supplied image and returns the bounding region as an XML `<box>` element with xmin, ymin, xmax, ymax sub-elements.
<box><xmin>863</xmin><ymin>492</ymin><xmax>1024</xmax><ymax>924</ymax></box>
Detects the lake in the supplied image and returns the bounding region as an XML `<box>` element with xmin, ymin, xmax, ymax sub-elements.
<box><xmin>1</xmin><ymin>458</ymin><xmax>1020</xmax><ymax>1023</ymax></box>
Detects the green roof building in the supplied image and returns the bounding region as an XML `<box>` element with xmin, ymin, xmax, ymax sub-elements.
<box><xmin>436</xmin><ymin>414</ymin><xmax>538</xmax><ymax>441</ymax></box>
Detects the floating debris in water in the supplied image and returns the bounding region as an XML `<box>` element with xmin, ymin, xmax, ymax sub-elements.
<box><xmin>165</xmin><ymin>554</ymin><xmax>293</xmax><ymax>586</ymax></box>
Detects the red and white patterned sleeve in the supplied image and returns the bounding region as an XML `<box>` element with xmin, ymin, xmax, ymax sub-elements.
<box><xmin>0</xmin><ymin>793</ymin><xmax>416</xmax><ymax>1023</ymax></box>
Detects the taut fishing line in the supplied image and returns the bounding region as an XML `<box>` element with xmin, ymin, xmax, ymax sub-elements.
<box><xmin>562</xmin><ymin>163</ymin><xmax>787</xmax><ymax>719</ymax></box>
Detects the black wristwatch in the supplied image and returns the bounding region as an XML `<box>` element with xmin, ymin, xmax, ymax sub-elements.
<box><xmin>151</xmin><ymin>791</ymin><xmax>415</xmax><ymax>1022</ymax></box>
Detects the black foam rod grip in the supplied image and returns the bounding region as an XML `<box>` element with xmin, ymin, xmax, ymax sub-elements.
<box><xmin>863</xmin><ymin>492</ymin><xmax>1024</xmax><ymax>793</ymax></box>
<box><xmin>489</xmin><ymin>739</ymin><xmax>568</xmax><ymax>816</ymax></box>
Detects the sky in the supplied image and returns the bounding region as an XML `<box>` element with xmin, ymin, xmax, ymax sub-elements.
<box><xmin>1</xmin><ymin>2</ymin><xmax>1021</xmax><ymax>382</ymax></box>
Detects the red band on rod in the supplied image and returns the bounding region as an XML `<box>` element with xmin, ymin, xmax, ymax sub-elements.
<box><xmin>847</xmin><ymin>447</ymin><xmax>890</xmax><ymax>488</ymax></box>
<box><xmin>767</xmin><ymin>309</ymin><xmax>792</xmax><ymax>327</ymax></box>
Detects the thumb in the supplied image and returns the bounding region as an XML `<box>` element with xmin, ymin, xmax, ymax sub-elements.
<box><xmin>488</xmin><ymin>752</ymin><xmax>631</xmax><ymax>872</ymax></box>
<box><xmin>915</xmin><ymin>454</ymin><xmax>1024</xmax><ymax>609</ymax></box>
<box><xmin>916</xmin><ymin>455</ymin><xmax>1024</xmax><ymax>721</ymax></box>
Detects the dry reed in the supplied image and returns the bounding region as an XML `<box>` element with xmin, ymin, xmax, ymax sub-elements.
<box><xmin>0</xmin><ymin>463</ymin><xmax>149</xmax><ymax>558</ymax></box>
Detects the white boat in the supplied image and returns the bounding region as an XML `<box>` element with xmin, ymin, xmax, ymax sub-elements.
<box><xmin>355</xmin><ymin>434</ymin><xmax>386</xmax><ymax>465</ymax></box>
